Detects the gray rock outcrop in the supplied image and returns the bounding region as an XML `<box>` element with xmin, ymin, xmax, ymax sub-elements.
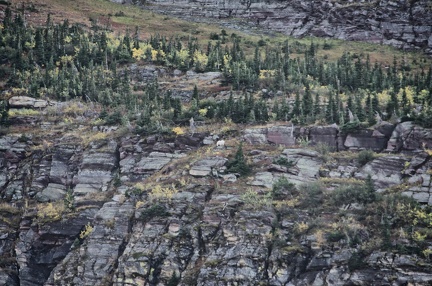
<box><xmin>9</xmin><ymin>96</ymin><xmax>48</xmax><ymax>108</ymax></box>
<box><xmin>1</xmin><ymin>114</ymin><xmax>432</xmax><ymax>286</ymax></box>
<box><xmin>135</xmin><ymin>0</ymin><xmax>432</xmax><ymax>54</ymax></box>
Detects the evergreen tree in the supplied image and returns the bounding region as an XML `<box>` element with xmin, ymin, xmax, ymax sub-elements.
<box><xmin>279</xmin><ymin>97</ymin><xmax>290</xmax><ymax>121</ymax></box>
<box><xmin>366</xmin><ymin>93</ymin><xmax>376</xmax><ymax>126</ymax></box>
<box><xmin>217</xmin><ymin>101</ymin><xmax>227</xmax><ymax>119</ymax></box>
<box><xmin>192</xmin><ymin>84</ymin><xmax>199</xmax><ymax>102</ymax></box>
<box><xmin>163</xmin><ymin>91</ymin><xmax>172</xmax><ymax>110</ymax></box>
<box><xmin>386</xmin><ymin>90</ymin><xmax>399</xmax><ymax>118</ymax></box>
<box><xmin>0</xmin><ymin>100</ymin><xmax>9</xmax><ymax>127</ymax></box>
<box><xmin>372</xmin><ymin>93</ymin><xmax>380</xmax><ymax>114</ymax></box>
<box><xmin>253</xmin><ymin>45</ymin><xmax>261</xmax><ymax>73</ymax></box>
<box><xmin>291</xmin><ymin>92</ymin><xmax>301</xmax><ymax>118</ymax></box>
<box><xmin>272</xmin><ymin>101</ymin><xmax>280</xmax><ymax>120</ymax></box>
<box><xmin>172</xmin><ymin>98</ymin><xmax>182</xmax><ymax>120</ymax></box>
<box><xmin>133</xmin><ymin>26</ymin><xmax>140</xmax><ymax>50</ymax></box>
<box><xmin>401</xmin><ymin>88</ymin><xmax>411</xmax><ymax>116</ymax></box>
<box><xmin>314</xmin><ymin>92</ymin><xmax>321</xmax><ymax>119</ymax></box>
<box><xmin>326</xmin><ymin>92</ymin><xmax>336</xmax><ymax>123</ymax></box>
<box><xmin>355</xmin><ymin>95</ymin><xmax>366</xmax><ymax>122</ymax></box>
<box><xmin>362</xmin><ymin>175</ymin><xmax>377</xmax><ymax>204</ymax></box>
<box><xmin>2</xmin><ymin>7</ymin><xmax>12</xmax><ymax>29</ymax></box>
<box><xmin>227</xmin><ymin>143</ymin><xmax>251</xmax><ymax>176</ymax></box>
<box><xmin>259</xmin><ymin>100</ymin><xmax>269</xmax><ymax>122</ymax></box>
<box><xmin>34</xmin><ymin>29</ymin><xmax>45</xmax><ymax>64</ymax></box>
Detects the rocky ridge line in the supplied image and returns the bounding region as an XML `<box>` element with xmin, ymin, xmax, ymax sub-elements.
<box><xmin>117</xmin><ymin>0</ymin><xmax>432</xmax><ymax>54</ymax></box>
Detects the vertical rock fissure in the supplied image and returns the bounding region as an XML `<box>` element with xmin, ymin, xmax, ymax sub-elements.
<box><xmin>108</xmin><ymin>207</ymin><xmax>135</xmax><ymax>283</ymax></box>
<box><xmin>205</xmin><ymin>183</ymin><xmax>215</xmax><ymax>202</ymax></box>
<box><xmin>197</xmin><ymin>226</ymin><xmax>206</xmax><ymax>255</ymax></box>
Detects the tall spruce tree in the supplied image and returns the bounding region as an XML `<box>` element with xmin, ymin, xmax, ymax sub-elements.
<box><xmin>292</xmin><ymin>92</ymin><xmax>301</xmax><ymax>118</ymax></box>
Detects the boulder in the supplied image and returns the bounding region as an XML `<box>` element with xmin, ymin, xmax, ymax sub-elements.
<box><xmin>309</xmin><ymin>125</ymin><xmax>339</xmax><ymax>151</ymax></box>
<box><xmin>243</xmin><ymin>128</ymin><xmax>268</xmax><ymax>145</ymax></box>
<box><xmin>281</xmin><ymin>149</ymin><xmax>322</xmax><ymax>185</ymax></box>
<box><xmin>134</xmin><ymin>156</ymin><xmax>171</xmax><ymax>172</ymax></box>
<box><xmin>387</xmin><ymin>122</ymin><xmax>432</xmax><ymax>152</ymax></box>
<box><xmin>249</xmin><ymin>171</ymin><xmax>275</xmax><ymax>188</ymax></box>
<box><xmin>355</xmin><ymin>155</ymin><xmax>408</xmax><ymax>189</ymax></box>
<box><xmin>35</xmin><ymin>183</ymin><xmax>67</xmax><ymax>202</ymax></box>
<box><xmin>344</xmin><ymin>129</ymin><xmax>388</xmax><ymax>151</ymax></box>
<box><xmin>9</xmin><ymin>96</ymin><xmax>48</xmax><ymax>108</ymax></box>
<box><xmin>375</xmin><ymin>121</ymin><xmax>395</xmax><ymax>138</ymax></box>
<box><xmin>267</xmin><ymin>126</ymin><xmax>296</xmax><ymax>146</ymax></box>
<box><xmin>175</xmin><ymin>134</ymin><xmax>204</xmax><ymax>147</ymax></box>
<box><xmin>189</xmin><ymin>156</ymin><xmax>227</xmax><ymax>177</ymax></box>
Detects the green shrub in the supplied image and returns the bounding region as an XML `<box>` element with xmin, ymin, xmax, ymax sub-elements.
<box><xmin>257</xmin><ymin>39</ymin><xmax>266</xmax><ymax>47</ymax></box>
<box><xmin>340</xmin><ymin>121</ymin><xmax>361</xmax><ymax>133</ymax></box>
<box><xmin>331</xmin><ymin>176</ymin><xmax>378</xmax><ymax>207</ymax></box>
<box><xmin>242</xmin><ymin>188</ymin><xmax>272</xmax><ymax>209</ymax></box>
<box><xmin>327</xmin><ymin>231</ymin><xmax>345</xmax><ymax>242</ymax></box>
<box><xmin>299</xmin><ymin>182</ymin><xmax>325</xmax><ymax>211</ymax></box>
<box><xmin>272</xmin><ymin>177</ymin><xmax>296</xmax><ymax>200</ymax></box>
<box><xmin>140</xmin><ymin>204</ymin><xmax>170</xmax><ymax>221</ymax></box>
<box><xmin>313</xmin><ymin>142</ymin><xmax>333</xmax><ymax>155</ymax></box>
<box><xmin>209</xmin><ymin>32</ymin><xmax>219</xmax><ymax>40</ymax></box>
<box><xmin>273</xmin><ymin>156</ymin><xmax>295</xmax><ymax>168</ymax></box>
<box><xmin>63</xmin><ymin>189</ymin><xmax>75</xmax><ymax>211</ymax></box>
<box><xmin>322</xmin><ymin>41</ymin><xmax>332</xmax><ymax>50</ymax></box>
<box><xmin>105</xmin><ymin>110</ymin><xmax>123</xmax><ymax>125</ymax></box>
<box><xmin>357</xmin><ymin>150</ymin><xmax>376</xmax><ymax>165</ymax></box>
<box><xmin>348</xmin><ymin>251</ymin><xmax>367</xmax><ymax>271</ymax></box>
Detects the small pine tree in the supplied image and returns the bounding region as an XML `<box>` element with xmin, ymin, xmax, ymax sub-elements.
<box><xmin>227</xmin><ymin>143</ymin><xmax>251</xmax><ymax>176</ymax></box>
<box><xmin>302</xmin><ymin>84</ymin><xmax>313</xmax><ymax>117</ymax></box>
<box><xmin>386</xmin><ymin>91</ymin><xmax>399</xmax><ymax>118</ymax></box>
<box><xmin>314</xmin><ymin>92</ymin><xmax>321</xmax><ymax>119</ymax></box>
<box><xmin>192</xmin><ymin>84</ymin><xmax>199</xmax><ymax>102</ymax></box>
<box><xmin>0</xmin><ymin>100</ymin><xmax>9</xmax><ymax>127</ymax></box>
<box><xmin>325</xmin><ymin>92</ymin><xmax>335</xmax><ymax>123</ymax></box>
<box><xmin>362</xmin><ymin>174</ymin><xmax>377</xmax><ymax>204</ymax></box>
<box><xmin>355</xmin><ymin>95</ymin><xmax>366</xmax><ymax>122</ymax></box>
<box><xmin>291</xmin><ymin>93</ymin><xmax>301</xmax><ymax>118</ymax></box>
<box><xmin>172</xmin><ymin>98</ymin><xmax>182</xmax><ymax>120</ymax></box>
<box><xmin>367</xmin><ymin>94</ymin><xmax>376</xmax><ymax>126</ymax></box>
<box><xmin>401</xmin><ymin>88</ymin><xmax>410</xmax><ymax>115</ymax></box>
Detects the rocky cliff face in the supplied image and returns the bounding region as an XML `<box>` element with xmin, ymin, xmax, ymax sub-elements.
<box><xmin>127</xmin><ymin>0</ymin><xmax>432</xmax><ymax>54</ymax></box>
<box><xmin>1</xmin><ymin>100</ymin><xmax>432</xmax><ymax>285</ymax></box>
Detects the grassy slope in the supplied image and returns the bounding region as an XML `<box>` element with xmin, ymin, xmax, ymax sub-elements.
<box><xmin>13</xmin><ymin>0</ymin><xmax>431</xmax><ymax>70</ymax></box>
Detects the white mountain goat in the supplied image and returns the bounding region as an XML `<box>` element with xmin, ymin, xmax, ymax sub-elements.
<box><xmin>216</xmin><ymin>140</ymin><xmax>225</xmax><ymax>147</ymax></box>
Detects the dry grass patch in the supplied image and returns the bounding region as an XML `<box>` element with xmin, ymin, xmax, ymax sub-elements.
<box><xmin>82</xmin><ymin>190</ymin><xmax>113</xmax><ymax>202</ymax></box>
<box><xmin>81</xmin><ymin>131</ymin><xmax>109</xmax><ymax>146</ymax></box>
<box><xmin>8</xmin><ymin>109</ymin><xmax>41</xmax><ymax>117</ymax></box>
<box><xmin>319</xmin><ymin>177</ymin><xmax>364</xmax><ymax>186</ymax></box>
<box><xmin>0</xmin><ymin>203</ymin><xmax>22</xmax><ymax>227</ymax></box>
<box><xmin>37</xmin><ymin>201</ymin><xmax>65</xmax><ymax>224</ymax></box>
<box><xmin>0</xmin><ymin>203</ymin><xmax>21</xmax><ymax>215</ymax></box>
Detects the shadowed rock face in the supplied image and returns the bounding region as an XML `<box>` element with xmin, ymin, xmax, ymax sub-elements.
<box><xmin>129</xmin><ymin>0</ymin><xmax>432</xmax><ymax>54</ymax></box>
<box><xmin>243</xmin><ymin>122</ymin><xmax>401</xmax><ymax>152</ymax></box>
